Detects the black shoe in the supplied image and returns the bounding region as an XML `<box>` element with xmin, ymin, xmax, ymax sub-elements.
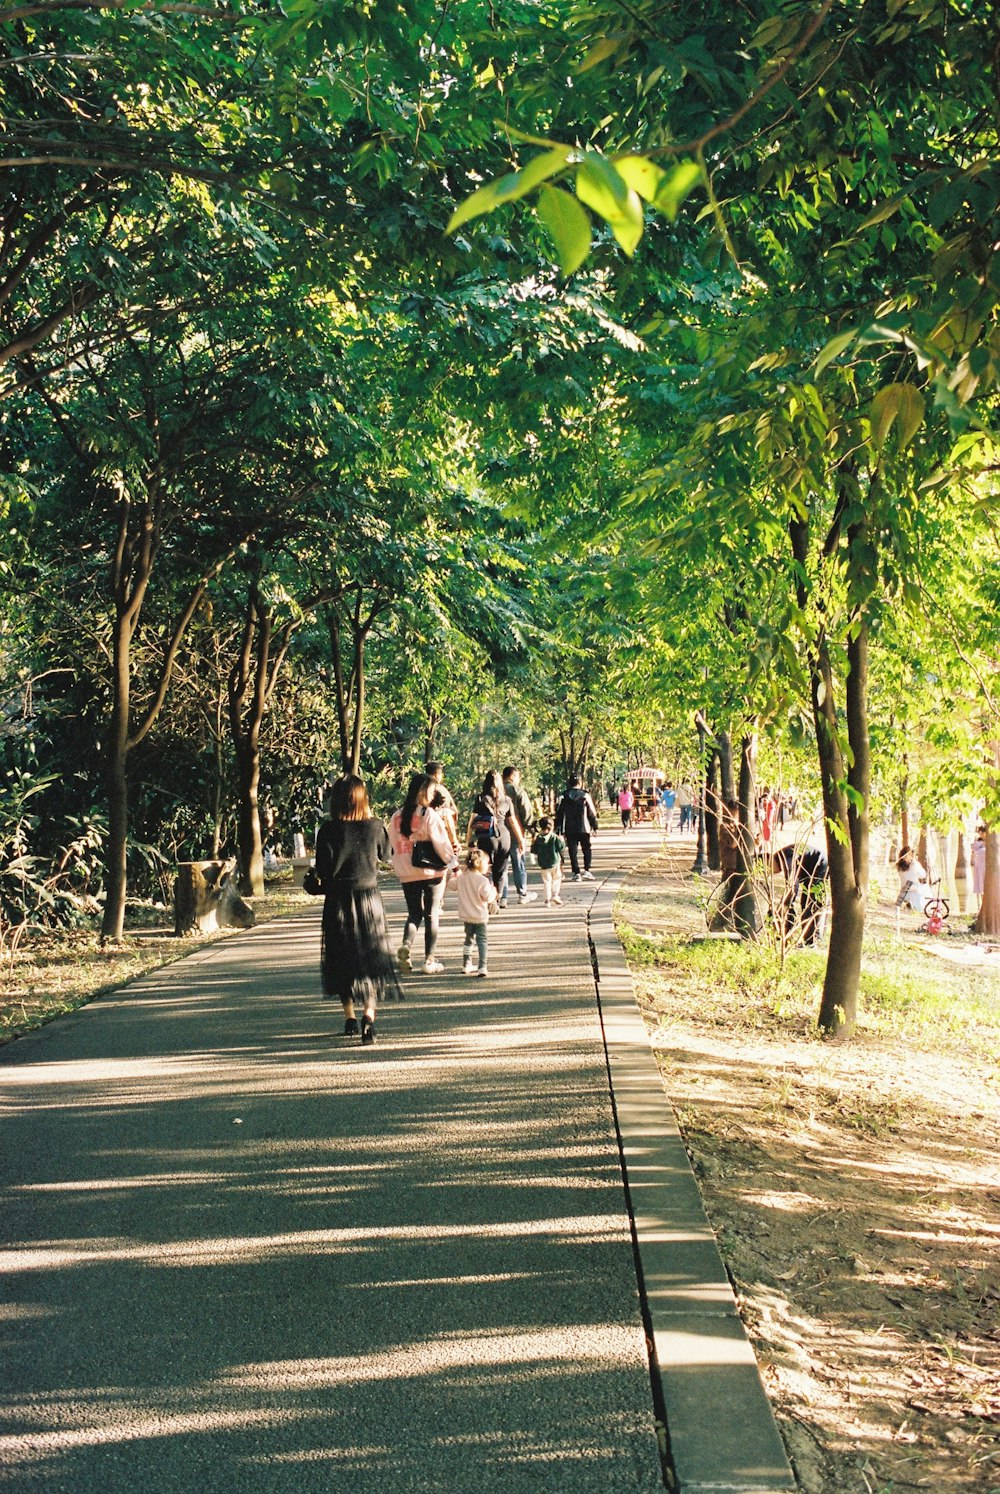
<box><xmin>361</xmin><ymin>1016</ymin><xmax>376</xmax><ymax>1045</ymax></box>
<box><xmin>343</xmin><ymin>1017</ymin><xmax>360</xmax><ymax>1036</ymax></box>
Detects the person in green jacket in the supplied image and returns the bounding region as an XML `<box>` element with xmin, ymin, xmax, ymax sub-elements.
<box><xmin>530</xmin><ymin>817</ymin><xmax>566</xmax><ymax>906</ymax></box>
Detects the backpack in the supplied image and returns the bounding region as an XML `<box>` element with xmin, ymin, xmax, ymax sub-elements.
<box><xmin>470</xmin><ymin>807</ymin><xmax>500</xmax><ymax>848</ymax></box>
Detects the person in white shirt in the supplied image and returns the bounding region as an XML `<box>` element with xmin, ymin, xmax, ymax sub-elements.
<box><xmin>454</xmin><ymin>847</ymin><xmax>496</xmax><ymax>976</ymax></box>
<box><xmin>895</xmin><ymin>847</ymin><xmax>928</xmax><ymax>912</ymax></box>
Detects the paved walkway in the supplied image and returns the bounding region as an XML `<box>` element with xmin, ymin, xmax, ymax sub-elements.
<box><xmin>0</xmin><ymin>825</ymin><xmax>793</xmax><ymax>1492</ymax></box>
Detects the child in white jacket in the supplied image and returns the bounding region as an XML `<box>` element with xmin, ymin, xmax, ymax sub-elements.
<box><xmin>454</xmin><ymin>847</ymin><xmax>496</xmax><ymax>976</ymax></box>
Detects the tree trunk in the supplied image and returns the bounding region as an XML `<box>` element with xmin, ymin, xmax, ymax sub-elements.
<box><xmin>815</xmin><ymin>621</ymin><xmax>870</xmax><ymax>1038</ymax></box>
<box><xmin>974</xmin><ymin>828</ymin><xmax>1000</xmax><ymax>936</ymax></box>
<box><xmin>917</xmin><ymin>824</ymin><xmax>931</xmax><ymax>883</ymax></box>
<box><xmin>732</xmin><ymin>730</ymin><xmax>760</xmax><ymax>938</ymax></box>
<box><xmin>706</xmin><ymin>752</ymin><xmax>721</xmax><ymax>872</ymax></box>
<box><xmin>718</xmin><ymin>728</ymin><xmax>736</xmax><ymax>802</ymax></box>
<box><xmin>101</xmin><ymin>621</ymin><xmax>131</xmax><ymax>942</ymax></box>
<box><xmin>790</xmin><ymin>501</ymin><xmax>870</xmax><ymax>1041</ymax></box>
<box><xmin>210</xmin><ymin>698</ymin><xmax>224</xmax><ymax>858</ymax></box>
<box><xmin>349</xmin><ymin>620</ymin><xmax>365</xmax><ymax>774</ymax></box>
<box><xmin>954</xmin><ymin>830</ymin><xmax>969</xmax><ymax>915</ymax></box>
<box><xmin>234</xmin><ymin>739</ymin><xmax>264</xmax><ymax>897</ymax></box>
<box><xmin>424</xmin><ymin>709</ymin><xmax>439</xmax><ymax>764</ymax></box>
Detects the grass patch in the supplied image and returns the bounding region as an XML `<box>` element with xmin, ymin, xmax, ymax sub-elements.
<box><xmin>616</xmin><ymin>912</ymin><xmax>1000</xmax><ymax>1059</ymax></box>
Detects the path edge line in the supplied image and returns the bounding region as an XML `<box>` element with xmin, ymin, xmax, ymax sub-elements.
<box><xmin>587</xmin><ymin>868</ymin><xmax>797</xmax><ymax>1494</ymax></box>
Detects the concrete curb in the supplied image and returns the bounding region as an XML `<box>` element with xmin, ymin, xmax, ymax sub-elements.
<box><xmin>588</xmin><ymin>867</ymin><xmax>797</xmax><ymax>1494</ymax></box>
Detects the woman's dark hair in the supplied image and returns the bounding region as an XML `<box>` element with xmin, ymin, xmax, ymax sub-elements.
<box><xmin>480</xmin><ymin>769</ymin><xmax>504</xmax><ymax>811</ymax></box>
<box><xmin>330</xmin><ymin>774</ymin><xmax>369</xmax><ymax>822</ymax></box>
<box><xmin>401</xmin><ymin>772</ymin><xmax>431</xmax><ymax>838</ymax></box>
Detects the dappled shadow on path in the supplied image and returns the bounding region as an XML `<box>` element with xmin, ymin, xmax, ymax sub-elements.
<box><xmin>0</xmin><ymin>881</ymin><xmax>664</xmax><ymax>1492</ymax></box>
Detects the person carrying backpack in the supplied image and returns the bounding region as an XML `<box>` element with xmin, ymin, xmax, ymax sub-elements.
<box><xmin>555</xmin><ymin>776</ymin><xmax>599</xmax><ymax>881</ymax></box>
<box><xmin>467</xmin><ymin>769</ymin><xmax>524</xmax><ymax>907</ymax></box>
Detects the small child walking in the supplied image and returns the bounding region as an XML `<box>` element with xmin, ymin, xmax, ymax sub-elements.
<box><xmin>530</xmin><ymin>817</ymin><xmax>566</xmax><ymax>906</ymax></box>
<box><xmin>455</xmin><ymin>846</ymin><xmax>496</xmax><ymax>976</ymax></box>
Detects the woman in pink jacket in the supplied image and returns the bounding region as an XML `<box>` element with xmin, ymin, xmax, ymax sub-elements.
<box><xmin>388</xmin><ymin>772</ymin><xmax>456</xmax><ymax>974</ymax></box>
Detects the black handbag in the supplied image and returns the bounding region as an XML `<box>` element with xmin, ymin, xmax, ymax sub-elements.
<box><xmin>411</xmin><ymin>839</ymin><xmax>447</xmax><ymax>871</ymax></box>
<box><xmin>302</xmin><ymin>866</ymin><xmax>323</xmax><ymax>895</ymax></box>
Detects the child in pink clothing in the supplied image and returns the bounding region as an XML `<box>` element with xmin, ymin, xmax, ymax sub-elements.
<box><xmin>454</xmin><ymin>847</ymin><xmax>496</xmax><ymax>976</ymax></box>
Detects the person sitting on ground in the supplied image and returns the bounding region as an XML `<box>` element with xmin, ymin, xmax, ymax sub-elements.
<box><xmin>768</xmin><ymin>843</ymin><xmax>829</xmax><ymax>946</ymax></box>
<box><xmin>895</xmin><ymin>847</ymin><xmax>928</xmax><ymax>913</ymax></box>
<box><xmin>530</xmin><ymin>817</ymin><xmax>566</xmax><ymax>906</ymax></box>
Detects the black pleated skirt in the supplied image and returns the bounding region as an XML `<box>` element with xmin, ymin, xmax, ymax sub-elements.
<box><xmin>320</xmin><ymin>885</ymin><xmax>403</xmax><ymax>1007</ymax></box>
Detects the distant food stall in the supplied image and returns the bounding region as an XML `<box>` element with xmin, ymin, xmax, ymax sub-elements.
<box><xmin>624</xmin><ymin>766</ymin><xmax>666</xmax><ymax>821</ymax></box>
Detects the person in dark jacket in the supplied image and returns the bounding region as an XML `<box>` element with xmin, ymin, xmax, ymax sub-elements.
<box><xmin>314</xmin><ymin>773</ymin><xmax>403</xmax><ymax>1043</ymax></box>
<box><xmin>555</xmin><ymin>776</ymin><xmax>599</xmax><ymax>881</ymax></box>
<box><xmin>769</xmin><ymin>843</ymin><xmax>829</xmax><ymax>946</ymax></box>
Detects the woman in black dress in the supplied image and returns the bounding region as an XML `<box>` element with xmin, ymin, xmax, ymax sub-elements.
<box><xmin>314</xmin><ymin>774</ymin><xmax>402</xmax><ymax>1044</ymax></box>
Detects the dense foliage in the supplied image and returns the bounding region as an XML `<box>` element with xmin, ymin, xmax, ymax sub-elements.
<box><xmin>1</xmin><ymin>1</ymin><xmax>997</xmax><ymax>1030</ymax></box>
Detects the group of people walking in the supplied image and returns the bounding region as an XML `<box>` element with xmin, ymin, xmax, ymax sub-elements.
<box><xmin>614</xmin><ymin>780</ymin><xmax>695</xmax><ymax>833</ymax></box>
<box><xmin>312</xmin><ymin>764</ymin><xmax>601</xmax><ymax>1044</ymax></box>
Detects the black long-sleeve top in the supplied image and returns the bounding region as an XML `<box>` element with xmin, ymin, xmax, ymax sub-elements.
<box><xmin>315</xmin><ymin>818</ymin><xmax>390</xmax><ymax>889</ymax></box>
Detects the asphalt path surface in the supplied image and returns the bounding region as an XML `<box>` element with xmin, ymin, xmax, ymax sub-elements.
<box><xmin>0</xmin><ymin>828</ymin><xmax>666</xmax><ymax>1491</ymax></box>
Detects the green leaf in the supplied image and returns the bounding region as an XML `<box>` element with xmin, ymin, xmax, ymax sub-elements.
<box><xmin>869</xmin><ymin>383</ymin><xmax>925</xmax><ymax>452</ymax></box>
<box><xmin>894</xmin><ymin>383</ymin><xmax>925</xmax><ymax>449</ymax></box>
<box><xmin>509</xmin><ymin>147</ymin><xmax>572</xmax><ymax>196</ymax></box>
<box><xmin>575</xmin><ymin>155</ymin><xmax>644</xmax><ymax>254</ymax></box>
<box><xmin>446</xmin><ymin>173</ymin><xmax>519</xmax><ymax>233</ymax></box>
<box><xmin>814</xmin><ymin>328</ymin><xmax>857</xmax><ymax>377</ymax></box>
<box><xmin>536</xmin><ymin>185</ymin><xmax>592</xmax><ymax>276</ymax></box>
<box><xmin>652</xmin><ymin>159</ymin><xmax>703</xmax><ymax>221</ymax></box>
<box><xmin>575</xmin><ymin>154</ymin><xmax>629</xmax><ymax>215</ymax></box>
<box><xmin>869</xmin><ymin>386</ymin><xmax>899</xmax><ymax>452</ymax></box>
<box><xmin>445</xmin><ymin>149</ymin><xmax>570</xmax><ymax>233</ymax></box>
<box><xmin>614</xmin><ymin>155</ymin><xmax>667</xmax><ymax>203</ymax></box>
<box><xmin>577</xmin><ymin>37</ymin><xmax>621</xmax><ymax>74</ymax></box>
<box><xmin>494</xmin><ymin>121</ymin><xmax>563</xmax><ymax>149</ymax></box>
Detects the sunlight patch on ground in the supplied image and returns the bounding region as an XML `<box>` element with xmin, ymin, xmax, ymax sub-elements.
<box><xmin>218</xmin><ymin>1324</ymin><xmax>639</xmax><ymax>1391</ymax></box>
<box><xmin>0</xmin><ymin>1213</ymin><xmax>624</xmax><ymax>1273</ymax></box>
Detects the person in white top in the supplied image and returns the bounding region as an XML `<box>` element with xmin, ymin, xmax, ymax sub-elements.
<box><xmin>388</xmin><ymin>772</ymin><xmax>457</xmax><ymax>974</ymax></box>
<box><xmin>454</xmin><ymin>847</ymin><xmax>496</xmax><ymax>976</ymax></box>
<box><xmin>895</xmin><ymin>847</ymin><xmax>928</xmax><ymax>913</ymax></box>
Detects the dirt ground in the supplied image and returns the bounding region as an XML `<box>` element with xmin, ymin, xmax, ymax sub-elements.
<box><xmin>616</xmin><ymin>843</ymin><xmax>1000</xmax><ymax>1494</ymax></box>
